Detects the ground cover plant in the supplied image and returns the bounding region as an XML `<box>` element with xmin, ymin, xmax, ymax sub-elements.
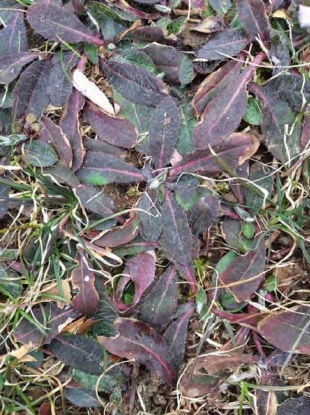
<box><xmin>0</xmin><ymin>0</ymin><xmax>310</xmax><ymax>413</ymax></box>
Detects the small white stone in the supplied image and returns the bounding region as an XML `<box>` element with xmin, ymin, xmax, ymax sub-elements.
<box><xmin>84</xmin><ymin>275</ymin><xmax>90</xmax><ymax>282</ymax></box>
<box><xmin>298</xmin><ymin>5</ymin><xmax>310</xmax><ymax>28</ymax></box>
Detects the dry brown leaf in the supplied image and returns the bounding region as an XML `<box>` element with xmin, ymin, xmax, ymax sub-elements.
<box><xmin>63</xmin><ymin>316</ymin><xmax>95</xmax><ymax>334</ymax></box>
<box><xmin>0</xmin><ymin>345</ymin><xmax>35</xmax><ymax>363</ymax></box>
<box><xmin>42</xmin><ymin>279</ymin><xmax>71</xmax><ymax>308</ymax></box>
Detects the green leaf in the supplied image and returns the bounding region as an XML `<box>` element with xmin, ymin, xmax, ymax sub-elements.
<box><xmin>24</xmin><ymin>140</ymin><xmax>58</xmax><ymax>167</ymax></box>
<box><xmin>167</xmin><ymin>17</ymin><xmax>186</xmax><ymax>35</ymax></box>
<box><xmin>196</xmin><ymin>287</ymin><xmax>209</xmax><ymax>321</ymax></box>
<box><xmin>117</xmin><ymin>48</ymin><xmax>156</xmax><ymax>72</ymax></box>
<box><xmin>0</xmin><ymin>264</ymin><xmax>22</xmax><ymax>298</ymax></box>
<box><xmin>222</xmin><ymin>219</ymin><xmax>254</xmax><ymax>252</ymax></box>
<box><xmin>212</xmin><ymin>251</ymin><xmax>237</xmax><ymax>280</ymax></box>
<box><xmin>72</xmin><ymin>369</ymin><xmax>125</xmax><ymax>393</ymax></box>
<box><xmin>179</xmin><ymin>55</ymin><xmax>194</xmax><ymax>86</ymax></box>
<box><xmin>243</xmin><ymin>96</ymin><xmax>262</xmax><ymax>126</ymax></box>
<box><xmin>85</xmin><ymin>44</ymin><xmax>99</xmax><ymax>64</ymax></box>
<box><xmin>241</xmin><ymin>222</ymin><xmax>255</xmax><ymax>239</ymax></box>
<box><xmin>264</xmin><ymin>275</ymin><xmax>278</xmax><ymax>292</ymax></box>
<box><xmin>177</xmin><ymin>100</ymin><xmax>196</xmax><ymax>155</ymax></box>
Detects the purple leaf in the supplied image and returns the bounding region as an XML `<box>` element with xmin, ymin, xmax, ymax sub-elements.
<box><xmin>46</xmin><ymin>51</ymin><xmax>79</xmax><ymax>107</ymax></box>
<box><xmin>65</xmin><ymin>388</ymin><xmax>101</xmax><ymax>408</ymax></box>
<box><xmin>50</xmin><ymin>334</ymin><xmax>104</xmax><ymax>374</ymax></box>
<box><xmin>13</xmin><ymin>60</ymin><xmax>50</xmax><ymax>119</ymax></box>
<box><xmin>93</xmin><ymin>215</ymin><xmax>138</xmax><ymax>248</ymax></box>
<box><xmin>83</xmin><ymin>138</ymin><xmax>125</xmax><ymax>157</ymax></box>
<box><xmin>137</xmin><ymin>266</ymin><xmax>178</xmax><ymax>332</ymax></box>
<box><xmin>258</xmin><ymin>306</ymin><xmax>310</xmax><ymax>355</ymax></box>
<box><xmin>230</xmin><ymin>161</ymin><xmax>249</xmax><ymax>204</ymax></box>
<box><xmin>77</xmin><ymin>151</ymin><xmax>145</xmax><ymax>185</ymax></box>
<box><xmin>27</xmin><ymin>2</ymin><xmax>103</xmax><ymax>45</ymax></box>
<box><xmin>43</xmin><ymin>162</ymin><xmax>80</xmax><ymax>187</ymax></box>
<box><xmin>164</xmin><ymin>303</ymin><xmax>195</xmax><ymax>370</ymax></box>
<box><xmin>132</xmin><ymin>27</ymin><xmax>164</xmax><ymax>43</ymax></box>
<box><xmin>114</xmin><ymin>251</ymin><xmax>156</xmax><ymax>311</ymax></box>
<box><xmin>100</xmin><ymin>59</ymin><xmax>168</xmax><ymax>106</ymax></box>
<box><xmin>160</xmin><ymin>190</ymin><xmax>194</xmax><ymax>266</ymax></box>
<box><xmin>189</xmin><ymin>192</ymin><xmax>220</xmax><ymax>236</ymax></box>
<box><xmin>170</xmin><ymin>132</ymin><xmax>259</xmax><ymax>177</ymax></box>
<box><xmin>159</xmin><ymin>190</ymin><xmax>197</xmax><ymax>292</ymax></box>
<box><xmin>99</xmin><ymin>318</ymin><xmax>176</xmax><ymax>383</ymax></box>
<box><xmin>75</xmin><ymin>184</ymin><xmax>115</xmax><ymax>218</ymax></box>
<box><xmin>136</xmin><ymin>189</ymin><xmax>162</xmax><ymax>242</ymax></box>
<box><xmin>71</xmin><ymin>251</ymin><xmax>100</xmax><ymax>314</ymax></box>
<box><xmin>266</xmin><ymin>73</ymin><xmax>310</xmax><ymax>112</ymax></box>
<box><xmin>0</xmin><ymin>52</ymin><xmax>38</xmax><ymax>85</ymax></box>
<box><xmin>84</xmin><ymin>102</ymin><xmax>137</xmax><ymax>149</ymax></box>
<box><xmin>143</xmin><ymin>44</ymin><xmax>183</xmax><ymax>83</ymax></box>
<box><xmin>277</xmin><ymin>397</ymin><xmax>310</xmax><ymax>415</ymax></box>
<box><xmin>251</xmin><ymin>84</ymin><xmax>301</xmax><ymax>162</ymax></box>
<box><xmin>0</xmin><ymin>9</ymin><xmax>28</xmax><ymax>55</ymax></box>
<box><xmin>60</xmin><ymin>90</ymin><xmax>85</xmax><ymax>172</ymax></box>
<box><xmin>196</xmin><ymin>29</ymin><xmax>249</xmax><ymax>61</ymax></box>
<box><xmin>39</xmin><ymin>116</ymin><xmax>73</xmax><ymax>169</ymax></box>
<box><xmin>219</xmin><ymin>239</ymin><xmax>266</xmax><ymax>302</ymax></box>
<box><xmin>15</xmin><ymin>303</ymin><xmax>80</xmax><ymax>346</ymax></box>
<box><xmin>193</xmin><ymin>69</ymin><xmax>251</xmax><ymax>149</ymax></box>
<box><xmin>148</xmin><ymin>97</ymin><xmax>180</xmax><ymax>169</ymax></box>
<box><xmin>236</xmin><ymin>0</ymin><xmax>271</xmax><ymax>43</ymax></box>
<box><xmin>192</xmin><ymin>59</ymin><xmax>243</xmax><ymax>116</ymax></box>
